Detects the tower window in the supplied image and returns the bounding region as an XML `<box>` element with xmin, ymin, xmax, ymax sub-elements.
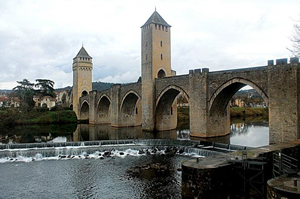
<box><xmin>160</xmin><ymin>41</ymin><xmax>162</xmax><ymax>47</ymax></box>
<box><xmin>146</xmin><ymin>54</ymin><xmax>148</xmax><ymax>60</ymax></box>
<box><xmin>157</xmin><ymin>69</ymin><xmax>166</xmax><ymax>78</ymax></box>
<box><xmin>82</xmin><ymin>91</ymin><xmax>88</xmax><ymax>97</ymax></box>
<box><xmin>155</xmin><ymin>24</ymin><xmax>157</xmax><ymax>29</ymax></box>
<box><xmin>159</xmin><ymin>25</ymin><xmax>161</xmax><ymax>30</ymax></box>
<box><xmin>162</xmin><ymin>26</ymin><xmax>164</xmax><ymax>31</ymax></box>
<box><xmin>136</xmin><ymin>107</ymin><xmax>138</xmax><ymax>114</ymax></box>
<box><xmin>161</xmin><ymin>54</ymin><xmax>163</xmax><ymax>60</ymax></box>
<box><xmin>166</xmin><ymin>27</ymin><xmax>168</xmax><ymax>32</ymax></box>
<box><xmin>146</xmin><ymin>42</ymin><xmax>147</xmax><ymax>47</ymax></box>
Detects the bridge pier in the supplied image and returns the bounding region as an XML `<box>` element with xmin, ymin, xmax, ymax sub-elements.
<box><xmin>155</xmin><ymin>100</ymin><xmax>178</xmax><ymax>131</ymax></box>
<box><xmin>207</xmin><ymin>108</ymin><xmax>231</xmax><ymax>137</ymax></box>
<box><xmin>268</xmin><ymin>59</ymin><xmax>300</xmax><ymax>143</ymax></box>
<box><xmin>111</xmin><ymin>84</ymin><xmax>121</xmax><ymax>127</ymax></box>
<box><xmin>189</xmin><ymin>68</ymin><xmax>210</xmax><ymax>137</ymax></box>
<box><xmin>141</xmin><ymin>74</ymin><xmax>156</xmax><ymax>131</ymax></box>
<box><xmin>88</xmin><ymin>91</ymin><xmax>97</xmax><ymax>124</ymax></box>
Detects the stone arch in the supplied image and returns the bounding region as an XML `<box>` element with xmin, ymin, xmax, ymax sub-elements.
<box><xmin>155</xmin><ymin>85</ymin><xmax>189</xmax><ymax>131</ymax></box>
<box><xmin>120</xmin><ymin>91</ymin><xmax>142</xmax><ymax>126</ymax></box>
<box><xmin>80</xmin><ymin>100</ymin><xmax>89</xmax><ymax>121</ymax></box>
<box><xmin>209</xmin><ymin>78</ymin><xmax>268</xmax><ymax>116</ymax></box>
<box><xmin>96</xmin><ymin>94</ymin><xmax>111</xmax><ymax>124</ymax></box>
<box><xmin>157</xmin><ymin>69</ymin><xmax>166</xmax><ymax>78</ymax></box>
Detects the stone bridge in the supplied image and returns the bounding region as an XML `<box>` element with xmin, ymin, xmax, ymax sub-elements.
<box><xmin>78</xmin><ymin>58</ymin><xmax>300</xmax><ymax>144</ymax></box>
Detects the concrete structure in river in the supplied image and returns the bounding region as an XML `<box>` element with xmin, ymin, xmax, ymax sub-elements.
<box><xmin>73</xmin><ymin>10</ymin><xmax>300</xmax><ymax>144</ymax></box>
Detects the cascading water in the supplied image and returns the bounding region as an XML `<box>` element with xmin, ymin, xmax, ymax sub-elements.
<box><xmin>0</xmin><ymin>139</ymin><xmax>247</xmax><ymax>163</ymax></box>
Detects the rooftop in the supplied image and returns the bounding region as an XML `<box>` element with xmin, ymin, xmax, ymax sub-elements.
<box><xmin>74</xmin><ymin>46</ymin><xmax>92</xmax><ymax>59</ymax></box>
<box><xmin>141</xmin><ymin>10</ymin><xmax>171</xmax><ymax>28</ymax></box>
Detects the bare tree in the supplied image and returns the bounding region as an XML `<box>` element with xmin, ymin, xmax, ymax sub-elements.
<box><xmin>288</xmin><ymin>22</ymin><xmax>300</xmax><ymax>57</ymax></box>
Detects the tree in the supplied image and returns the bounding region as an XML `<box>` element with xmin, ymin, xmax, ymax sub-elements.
<box><xmin>12</xmin><ymin>79</ymin><xmax>35</xmax><ymax>110</ymax></box>
<box><xmin>35</xmin><ymin>79</ymin><xmax>56</xmax><ymax>98</ymax></box>
<box><xmin>288</xmin><ymin>23</ymin><xmax>300</xmax><ymax>57</ymax></box>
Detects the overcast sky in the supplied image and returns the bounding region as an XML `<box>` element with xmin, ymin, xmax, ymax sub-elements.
<box><xmin>0</xmin><ymin>0</ymin><xmax>299</xmax><ymax>89</ymax></box>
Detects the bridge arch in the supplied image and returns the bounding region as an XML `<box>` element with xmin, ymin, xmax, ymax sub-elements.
<box><xmin>80</xmin><ymin>100</ymin><xmax>89</xmax><ymax>121</ymax></box>
<box><xmin>205</xmin><ymin>77</ymin><xmax>269</xmax><ymax>137</ymax></box>
<box><xmin>120</xmin><ymin>91</ymin><xmax>142</xmax><ymax>126</ymax></box>
<box><xmin>209</xmin><ymin>78</ymin><xmax>269</xmax><ymax>116</ymax></box>
<box><xmin>96</xmin><ymin>94</ymin><xmax>111</xmax><ymax>124</ymax></box>
<box><xmin>155</xmin><ymin>85</ymin><xmax>189</xmax><ymax>131</ymax></box>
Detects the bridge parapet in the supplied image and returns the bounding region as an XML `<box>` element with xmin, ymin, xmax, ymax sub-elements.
<box><xmin>155</xmin><ymin>74</ymin><xmax>190</xmax><ymax>99</ymax></box>
<box><xmin>120</xmin><ymin>82</ymin><xmax>141</xmax><ymax>100</ymax></box>
<box><xmin>189</xmin><ymin>68</ymin><xmax>209</xmax><ymax>74</ymax></box>
<box><xmin>268</xmin><ymin>57</ymin><xmax>299</xmax><ymax>66</ymax></box>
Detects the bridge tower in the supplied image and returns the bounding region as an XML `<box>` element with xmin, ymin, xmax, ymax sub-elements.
<box><xmin>141</xmin><ymin>10</ymin><xmax>172</xmax><ymax>131</ymax></box>
<box><xmin>72</xmin><ymin>46</ymin><xmax>93</xmax><ymax>117</ymax></box>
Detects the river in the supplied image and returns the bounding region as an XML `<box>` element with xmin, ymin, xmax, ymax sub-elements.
<box><xmin>0</xmin><ymin>117</ymin><xmax>268</xmax><ymax>198</ymax></box>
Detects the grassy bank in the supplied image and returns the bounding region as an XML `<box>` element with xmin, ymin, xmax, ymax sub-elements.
<box><xmin>0</xmin><ymin>108</ymin><xmax>77</xmax><ymax>126</ymax></box>
<box><xmin>230</xmin><ymin>107</ymin><xmax>268</xmax><ymax>117</ymax></box>
<box><xmin>177</xmin><ymin>107</ymin><xmax>268</xmax><ymax>122</ymax></box>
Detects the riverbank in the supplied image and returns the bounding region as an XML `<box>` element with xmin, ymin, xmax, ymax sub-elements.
<box><xmin>230</xmin><ymin>107</ymin><xmax>268</xmax><ymax>117</ymax></box>
<box><xmin>177</xmin><ymin>107</ymin><xmax>268</xmax><ymax>122</ymax></box>
<box><xmin>0</xmin><ymin>108</ymin><xmax>77</xmax><ymax>126</ymax></box>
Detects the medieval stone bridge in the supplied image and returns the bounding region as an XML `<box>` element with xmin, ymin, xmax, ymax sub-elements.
<box><xmin>78</xmin><ymin>57</ymin><xmax>300</xmax><ymax>144</ymax></box>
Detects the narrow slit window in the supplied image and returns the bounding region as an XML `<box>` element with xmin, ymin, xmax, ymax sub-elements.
<box><xmin>160</xmin><ymin>41</ymin><xmax>162</xmax><ymax>47</ymax></box>
<box><xmin>161</xmin><ymin>54</ymin><xmax>163</xmax><ymax>60</ymax></box>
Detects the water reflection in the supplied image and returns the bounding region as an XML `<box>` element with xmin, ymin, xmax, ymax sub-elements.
<box><xmin>73</xmin><ymin>124</ymin><xmax>179</xmax><ymax>141</ymax></box>
<box><xmin>0</xmin><ymin>117</ymin><xmax>269</xmax><ymax>147</ymax></box>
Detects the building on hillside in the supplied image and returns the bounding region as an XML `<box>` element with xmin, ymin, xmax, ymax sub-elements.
<box><xmin>56</xmin><ymin>90</ymin><xmax>72</xmax><ymax>107</ymax></box>
<box><xmin>230</xmin><ymin>98</ymin><xmax>246</xmax><ymax>107</ymax></box>
<box><xmin>0</xmin><ymin>96</ymin><xmax>10</xmax><ymax>108</ymax></box>
<box><xmin>10</xmin><ymin>97</ymin><xmax>21</xmax><ymax>107</ymax></box>
<box><xmin>40</xmin><ymin>96</ymin><xmax>56</xmax><ymax>109</ymax></box>
<box><xmin>33</xmin><ymin>95</ymin><xmax>41</xmax><ymax>107</ymax></box>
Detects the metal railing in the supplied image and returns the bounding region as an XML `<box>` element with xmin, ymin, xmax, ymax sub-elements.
<box><xmin>273</xmin><ymin>151</ymin><xmax>299</xmax><ymax>177</ymax></box>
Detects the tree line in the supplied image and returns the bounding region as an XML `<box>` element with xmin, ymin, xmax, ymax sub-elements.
<box><xmin>10</xmin><ymin>79</ymin><xmax>56</xmax><ymax>111</ymax></box>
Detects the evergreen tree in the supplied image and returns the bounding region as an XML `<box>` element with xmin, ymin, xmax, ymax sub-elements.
<box><xmin>12</xmin><ymin>79</ymin><xmax>35</xmax><ymax>110</ymax></box>
<box><xmin>35</xmin><ymin>79</ymin><xmax>56</xmax><ymax>98</ymax></box>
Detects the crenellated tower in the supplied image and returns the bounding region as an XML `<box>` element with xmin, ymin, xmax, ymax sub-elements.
<box><xmin>141</xmin><ymin>10</ymin><xmax>172</xmax><ymax>131</ymax></box>
<box><xmin>72</xmin><ymin>46</ymin><xmax>93</xmax><ymax>117</ymax></box>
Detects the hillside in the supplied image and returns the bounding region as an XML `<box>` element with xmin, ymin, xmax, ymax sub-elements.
<box><xmin>0</xmin><ymin>82</ymin><xmax>115</xmax><ymax>93</ymax></box>
<box><xmin>56</xmin><ymin>82</ymin><xmax>114</xmax><ymax>92</ymax></box>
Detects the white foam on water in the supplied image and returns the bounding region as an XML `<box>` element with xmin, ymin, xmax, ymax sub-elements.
<box><xmin>0</xmin><ymin>145</ymin><xmax>208</xmax><ymax>163</ymax></box>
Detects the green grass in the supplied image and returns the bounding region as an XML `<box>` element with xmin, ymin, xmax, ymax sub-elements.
<box><xmin>230</xmin><ymin>107</ymin><xmax>268</xmax><ymax>117</ymax></box>
<box><xmin>177</xmin><ymin>106</ymin><xmax>268</xmax><ymax>126</ymax></box>
<box><xmin>0</xmin><ymin>109</ymin><xmax>77</xmax><ymax>126</ymax></box>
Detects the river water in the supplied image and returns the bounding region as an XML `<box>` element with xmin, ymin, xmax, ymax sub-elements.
<box><xmin>0</xmin><ymin>118</ymin><xmax>268</xmax><ymax>198</ymax></box>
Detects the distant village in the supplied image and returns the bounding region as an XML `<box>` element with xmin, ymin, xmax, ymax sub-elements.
<box><xmin>0</xmin><ymin>89</ymin><xmax>72</xmax><ymax>109</ymax></box>
<box><xmin>0</xmin><ymin>81</ymin><xmax>114</xmax><ymax>110</ymax></box>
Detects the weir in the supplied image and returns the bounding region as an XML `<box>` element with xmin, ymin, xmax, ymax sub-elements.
<box><xmin>0</xmin><ymin>139</ymin><xmax>249</xmax><ymax>162</ymax></box>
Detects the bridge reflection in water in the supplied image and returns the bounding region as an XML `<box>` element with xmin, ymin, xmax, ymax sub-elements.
<box><xmin>0</xmin><ymin>119</ymin><xmax>269</xmax><ymax>147</ymax></box>
<box><xmin>73</xmin><ymin>120</ymin><xmax>268</xmax><ymax>147</ymax></box>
